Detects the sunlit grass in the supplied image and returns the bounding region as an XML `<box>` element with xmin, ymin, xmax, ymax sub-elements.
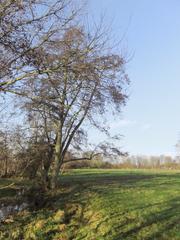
<box><xmin>0</xmin><ymin>169</ymin><xmax>180</xmax><ymax>239</ymax></box>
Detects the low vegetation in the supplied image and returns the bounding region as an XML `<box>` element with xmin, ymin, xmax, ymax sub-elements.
<box><xmin>0</xmin><ymin>169</ymin><xmax>180</xmax><ymax>240</ymax></box>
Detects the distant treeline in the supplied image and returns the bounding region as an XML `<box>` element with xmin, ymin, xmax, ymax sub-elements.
<box><xmin>63</xmin><ymin>155</ymin><xmax>180</xmax><ymax>170</ymax></box>
<box><xmin>0</xmin><ymin>130</ymin><xmax>179</xmax><ymax>178</ymax></box>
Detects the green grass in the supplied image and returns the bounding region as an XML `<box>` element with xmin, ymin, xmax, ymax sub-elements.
<box><xmin>0</xmin><ymin>169</ymin><xmax>180</xmax><ymax>239</ymax></box>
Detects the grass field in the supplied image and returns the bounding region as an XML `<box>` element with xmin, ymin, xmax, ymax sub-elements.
<box><xmin>0</xmin><ymin>169</ymin><xmax>180</xmax><ymax>240</ymax></box>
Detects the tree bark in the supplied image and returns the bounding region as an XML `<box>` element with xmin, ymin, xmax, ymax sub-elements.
<box><xmin>41</xmin><ymin>146</ymin><xmax>53</xmax><ymax>190</ymax></box>
<box><xmin>4</xmin><ymin>156</ymin><xmax>8</xmax><ymax>177</ymax></box>
<box><xmin>51</xmin><ymin>131</ymin><xmax>62</xmax><ymax>189</ymax></box>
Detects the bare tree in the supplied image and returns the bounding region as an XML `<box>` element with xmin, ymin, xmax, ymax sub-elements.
<box><xmin>20</xmin><ymin>24</ymin><xmax>129</xmax><ymax>188</ymax></box>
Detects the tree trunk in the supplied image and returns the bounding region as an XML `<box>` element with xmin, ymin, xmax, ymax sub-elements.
<box><xmin>41</xmin><ymin>146</ymin><xmax>54</xmax><ymax>190</ymax></box>
<box><xmin>4</xmin><ymin>156</ymin><xmax>8</xmax><ymax>177</ymax></box>
<box><xmin>51</xmin><ymin>132</ymin><xmax>62</xmax><ymax>189</ymax></box>
<box><xmin>41</xmin><ymin>168</ymin><xmax>50</xmax><ymax>190</ymax></box>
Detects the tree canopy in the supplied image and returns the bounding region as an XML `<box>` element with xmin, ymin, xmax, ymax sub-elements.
<box><xmin>0</xmin><ymin>0</ymin><xmax>129</xmax><ymax>189</ymax></box>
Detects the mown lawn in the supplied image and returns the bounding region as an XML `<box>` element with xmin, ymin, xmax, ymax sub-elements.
<box><xmin>0</xmin><ymin>169</ymin><xmax>180</xmax><ymax>240</ymax></box>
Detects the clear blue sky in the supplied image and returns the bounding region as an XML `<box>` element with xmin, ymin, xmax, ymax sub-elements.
<box><xmin>88</xmin><ymin>0</ymin><xmax>180</xmax><ymax>156</ymax></box>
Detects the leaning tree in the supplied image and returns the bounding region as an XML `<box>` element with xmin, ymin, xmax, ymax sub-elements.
<box><xmin>20</xmin><ymin>24</ymin><xmax>129</xmax><ymax>188</ymax></box>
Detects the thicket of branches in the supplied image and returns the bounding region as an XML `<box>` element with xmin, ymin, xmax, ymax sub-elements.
<box><xmin>0</xmin><ymin>0</ymin><xmax>129</xmax><ymax>189</ymax></box>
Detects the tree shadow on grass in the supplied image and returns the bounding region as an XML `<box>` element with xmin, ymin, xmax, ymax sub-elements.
<box><xmin>11</xmin><ymin>171</ymin><xmax>177</xmax><ymax>239</ymax></box>
<box><xmin>56</xmin><ymin>172</ymin><xmax>180</xmax><ymax>240</ymax></box>
<box><xmin>51</xmin><ymin>174</ymin><xmax>153</xmax><ymax>209</ymax></box>
<box><xmin>60</xmin><ymin>172</ymin><xmax>157</xmax><ymax>188</ymax></box>
<box><xmin>112</xmin><ymin>196</ymin><xmax>180</xmax><ymax>240</ymax></box>
<box><xmin>52</xmin><ymin>171</ymin><xmax>179</xmax><ymax>206</ymax></box>
<box><xmin>58</xmin><ymin>171</ymin><xmax>179</xmax><ymax>200</ymax></box>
